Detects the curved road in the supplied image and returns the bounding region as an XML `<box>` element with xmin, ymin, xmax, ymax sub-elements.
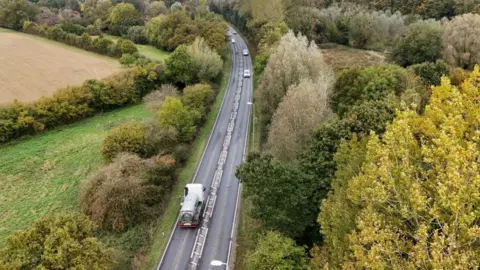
<box><xmin>157</xmin><ymin>28</ymin><xmax>253</xmax><ymax>270</ymax></box>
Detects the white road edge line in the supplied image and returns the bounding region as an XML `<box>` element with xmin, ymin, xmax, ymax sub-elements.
<box><xmin>156</xmin><ymin>39</ymin><xmax>236</xmax><ymax>270</ymax></box>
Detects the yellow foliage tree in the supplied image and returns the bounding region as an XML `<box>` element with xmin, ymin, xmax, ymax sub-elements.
<box><xmin>321</xmin><ymin>67</ymin><xmax>480</xmax><ymax>269</ymax></box>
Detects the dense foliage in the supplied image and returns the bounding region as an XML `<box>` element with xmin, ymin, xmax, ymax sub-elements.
<box><xmin>0</xmin><ymin>214</ymin><xmax>114</xmax><ymax>269</ymax></box>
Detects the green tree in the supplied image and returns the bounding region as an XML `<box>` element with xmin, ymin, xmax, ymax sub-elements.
<box><xmin>246</xmin><ymin>231</ymin><xmax>308</xmax><ymax>270</ymax></box>
<box><xmin>339</xmin><ymin>68</ymin><xmax>480</xmax><ymax>268</ymax></box>
<box><xmin>146</xmin><ymin>0</ymin><xmax>168</xmax><ymax>18</ymax></box>
<box><xmin>236</xmin><ymin>153</ymin><xmax>317</xmax><ymax>238</ymax></box>
<box><xmin>0</xmin><ymin>214</ymin><xmax>114</xmax><ymax>269</ymax></box>
<box><xmin>391</xmin><ymin>21</ymin><xmax>443</xmax><ymax>67</ymax></box>
<box><xmin>409</xmin><ymin>59</ymin><xmax>450</xmax><ymax>86</ymax></box>
<box><xmin>108</xmin><ymin>2</ymin><xmax>142</xmax><ymax>35</ymax></box>
<box><xmin>330</xmin><ymin>65</ymin><xmax>425</xmax><ymax>117</ymax></box>
<box><xmin>145</xmin><ymin>11</ymin><xmax>197</xmax><ymax>51</ymax></box>
<box><xmin>0</xmin><ymin>0</ymin><xmax>39</xmax><ymax>30</ymax></box>
<box><xmin>157</xmin><ymin>97</ymin><xmax>196</xmax><ymax>142</ymax></box>
<box><xmin>165</xmin><ymin>45</ymin><xmax>195</xmax><ymax>83</ymax></box>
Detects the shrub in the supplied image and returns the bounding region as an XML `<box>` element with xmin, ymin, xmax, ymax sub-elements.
<box><xmin>143</xmin><ymin>121</ymin><xmax>179</xmax><ymax>156</ymax></box>
<box><xmin>119</xmin><ymin>53</ymin><xmax>151</xmax><ymax>67</ymax></box>
<box><xmin>117</xmin><ymin>38</ymin><xmax>138</xmax><ymax>54</ymax></box>
<box><xmin>157</xmin><ymin>97</ymin><xmax>197</xmax><ymax>142</ymax></box>
<box><xmin>409</xmin><ymin>60</ymin><xmax>450</xmax><ymax>86</ymax></box>
<box><xmin>145</xmin><ymin>154</ymin><xmax>177</xmax><ymax>187</ymax></box>
<box><xmin>391</xmin><ymin>21</ymin><xmax>443</xmax><ymax>67</ymax></box>
<box><xmin>79</xmin><ymin>153</ymin><xmax>164</xmax><ymax>231</ymax></box>
<box><xmin>60</xmin><ymin>21</ymin><xmax>86</xmax><ymax>35</ymax></box>
<box><xmin>143</xmin><ymin>84</ymin><xmax>179</xmax><ymax>113</ymax></box>
<box><xmin>173</xmin><ymin>143</ymin><xmax>191</xmax><ymax>163</ymax></box>
<box><xmin>449</xmin><ymin>67</ymin><xmax>470</xmax><ymax>86</ymax></box>
<box><xmin>443</xmin><ymin>13</ymin><xmax>480</xmax><ymax>68</ymax></box>
<box><xmin>0</xmin><ymin>214</ymin><xmax>114</xmax><ymax>269</ymax></box>
<box><xmin>127</xmin><ymin>25</ymin><xmax>148</xmax><ymax>44</ymax></box>
<box><xmin>92</xmin><ymin>36</ymin><xmax>114</xmax><ymax>55</ymax></box>
<box><xmin>84</xmin><ymin>71</ymin><xmax>139</xmax><ymax>109</ymax></box>
<box><xmin>101</xmin><ymin>122</ymin><xmax>147</xmax><ymax>160</ymax></box>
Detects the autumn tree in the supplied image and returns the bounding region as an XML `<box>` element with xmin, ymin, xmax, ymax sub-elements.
<box><xmin>266</xmin><ymin>77</ymin><xmax>334</xmax><ymax>161</ymax></box>
<box><xmin>391</xmin><ymin>20</ymin><xmax>443</xmax><ymax>67</ymax></box>
<box><xmin>0</xmin><ymin>214</ymin><xmax>114</xmax><ymax>269</ymax></box>
<box><xmin>101</xmin><ymin>122</ymin><xmax>147</xmax><ymax>160</ymax></box>
<box><xmin>108</xmin><ymin>2</ymin><xmax>142</xmax><ymax>35</ymax></box>
<box><xmin>330</xmin><ymin>68</ymin><xmax>480</xmax><ymax>268</ymax></box>
<box><xmin>246</xmin><ymin>231</ymin><xmax>308</xmax><ymax>270</ymax></box>
<box><xmin>443</xmin><ymin>13</ymin><xmax>480</xmax><ymax>69</ymax></box>
<box><xmin>257</xmin><ymin>30</ymin><xmax>330</xmax><ymax>137</ymax></box>
<box><xmin>0</xmin><ymin>0</ymin><xmax>39</xmax><ymax>30</ymax></box>
<box><xmin>146</xmin><ymin>0</ymin><xmax>168</xmax><ymax>18</ymax></box>
<box><xmin>157</xmin><ymin>97</ymin><xmax>196</xmax><ymax>141</ymax></box>
<box><xmin>80</xmin><ymin>153</ymin><xmax>164</xmax><ymax>231</ymax></box>
<box><xmin>145</xmin><ymin>11</ymin><xmax>198</xmax><ymax>51</ymax></box>
<box><xmin>143</xmin><ymin>84</ymin><xmax>179</xmax><ymax>113</ymax></box>
<box><xmin>187</xmin><ymin>37</ymin><xmax>223</xmax><ymax>82</ymax></box>
<box><xmin>182</xmin><ymin>83</ymin><xmax>214</xmax><ymax>121</ymax></box>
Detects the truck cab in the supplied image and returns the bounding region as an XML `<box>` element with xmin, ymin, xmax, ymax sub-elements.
<box><xmin>178</xmin><ymin>184</ymin><xmax>206</xmax><ymax>228</ymax></box>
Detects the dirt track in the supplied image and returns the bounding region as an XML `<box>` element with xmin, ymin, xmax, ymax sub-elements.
<box><xmin>0</xmin><ymin>32</ymin><xmax>121</xmax><ymax>104</ymax></box>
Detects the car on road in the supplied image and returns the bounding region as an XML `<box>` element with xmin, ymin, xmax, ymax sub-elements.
<box><xmin>244</xmin><ymin>69</ymin><xmax>251</xmax><ymax>78</ymax></box>
<box><xmin>243</xmin><ymin>49</ymin><xmax>249</xmax><ymax>56</ymax></box>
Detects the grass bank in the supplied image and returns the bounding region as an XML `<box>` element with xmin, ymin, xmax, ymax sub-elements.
<box><xmin>0</xmin><ymin>105</ymin><xmax>150</xmax><ymax>246</ymax></box>
<box><xmin>138</xmin><ymin>47</ymin><xmax>232</xmax><ymax>270</ymax></box>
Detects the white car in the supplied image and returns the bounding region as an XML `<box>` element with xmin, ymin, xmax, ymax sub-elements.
<box><xmin>243</xmin><ymin>49</ymin><xmax>249</xmax><ymax>56</ymax></box>
<box><xmin>231</xmin><ymin>38</ymin><xmax>236</xmax><ymax>44</ymax></box>
<box><xmin>244</xmin><ymin>69</ymin><xmax>251</xmax><ymax>78</ymax></box>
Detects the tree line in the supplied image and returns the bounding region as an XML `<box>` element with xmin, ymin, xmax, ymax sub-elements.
<box><xmin>211</xmin><ymin>0</ymin><xmax>480</xmax><ymax>269</ymax></box>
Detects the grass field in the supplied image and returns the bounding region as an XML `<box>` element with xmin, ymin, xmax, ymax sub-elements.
<box><xmin>321</xmin><ymin>44</ymin><xmax>386</xmax><ymax>72</ymax></box>
<box><xmin>0</xmin><ymin>105</ymin><xmax>150</xmax><ymax>246</ymax></box>
<box><xmin>0</xmin><ymin>28</ymin><xmax>121</xmax><ymax>104</ymax></box>
<box><xmin>104</xmin><ymin>35</ymin><xmax>169</xmax><ymax>62</ymax></box>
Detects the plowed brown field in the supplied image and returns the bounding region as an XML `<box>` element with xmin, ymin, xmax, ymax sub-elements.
<box><xmin>0</xmin><ymin>31</ymin><xmax>122</xmax><ymax>104</ymax></box>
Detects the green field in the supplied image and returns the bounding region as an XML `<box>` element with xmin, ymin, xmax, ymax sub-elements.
<box><xmin>0</xmin><ymin>105</ymin><xmax>150</xmax><ymax>245</ymax></box>
<box><xmin>105</xmin><ymin>34</ymin><xmax>170</xmax><ymax>62</ymax></box>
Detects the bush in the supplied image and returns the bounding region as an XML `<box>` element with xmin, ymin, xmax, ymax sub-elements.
<box><xmin>127</xmin><ymin>25</ymin><xmax>148</xmax><ymax>44</ymax></box>
<box><xmin>117</xmin><ymin>38</ymin><xmax>138</xmax><ymax>54</ymax></box>
<box><xmin>92</xmin><ymin>36</ymin><xmax>115</xmax><ymax>55</ymax></box>
<box><xmin>143</xmin><ymin>84</ymin><xmax>179</xmax><ymax>113</ymax></box>
<box><xmin>186</xmin><ymin>37</ymin><xmax>223</xmax><ymax>82</ymax></box>
<box><xmin>145</xmin><ymin>154</ymin><xmax>177</xmax><ymax>187</ymax></box>
<box><xmin>84</xmin><ymin>71</ymin><xmax>139</xmax><ymax>109</ymax></box>
<box><xmin>119</xmin><ymin>53</ymin><xmax>151</xmax><ymax>67</ymax></box>
<box><xmin>79</xmin><ymin>153</ymin><xmax>164</xmax><ymax>231</ymax></box>
<box><xmin>391</xmin><ymin>21</ymin><xmax>443</xmax><ymax>67</ymax></box>
<box><xmin>60</xmin><ymin>21</ymin><xmax>87</xmax><ymax>35</ymax></box>
<box><xmin>0</xmin><ymin>214</ymin><xmax>114</xmax><ymax>269</ymax></box>
<box><xmin>409</xmin><ymin>60</ymin><xmax>450</xmax><ymax>86</ymax></box>
<box><xmin>443</xmin><ymin>13</ymin><xmax>480</xmax><ymax>68</ymax></box>
<box><xmin>449</xmin><ymin>67</ymin><xmax>470</xmax><ymax>86</ymax></box>
<box><xmin>143</xmin><ymin>121</ymin><xmax>179</xmax><ymax>156</ymax></box>
<box><xmin>101</xmin><ymin>122</ymin><xmax>147</xmax><ymax>160</ymax></box>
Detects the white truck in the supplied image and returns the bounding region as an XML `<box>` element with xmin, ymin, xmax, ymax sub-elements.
<box><xmin>178</xmin><ymin>184</ymin><xmax>206</xmax><ymax>228</ymax></box>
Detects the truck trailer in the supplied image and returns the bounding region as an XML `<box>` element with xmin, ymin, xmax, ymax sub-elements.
<box><xmin>178</xmin><ymin>184</ymin><xmax>206</xmax><ymax>228</ymax></box>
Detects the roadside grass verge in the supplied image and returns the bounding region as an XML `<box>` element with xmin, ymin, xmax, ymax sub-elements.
<box><xmin>104</xmin><ymin>34</ymin><xmax>169</xmax><ymax>62</ymax></box>
<box><xmin>0</xmin><ymin>105</ymin><xmax>150</xmax><ymax>246</ymax></box>
<box><xmin>138</xmin><ymin>47</ymin><xmax>232</xmax><ymax>270</ymax></box>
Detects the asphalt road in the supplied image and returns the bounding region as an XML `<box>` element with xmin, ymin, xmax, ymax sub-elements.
<box><xmin>157</xmin><ymin>28</ymin><xmax>253</xmax><ymax>270</ymax></box>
